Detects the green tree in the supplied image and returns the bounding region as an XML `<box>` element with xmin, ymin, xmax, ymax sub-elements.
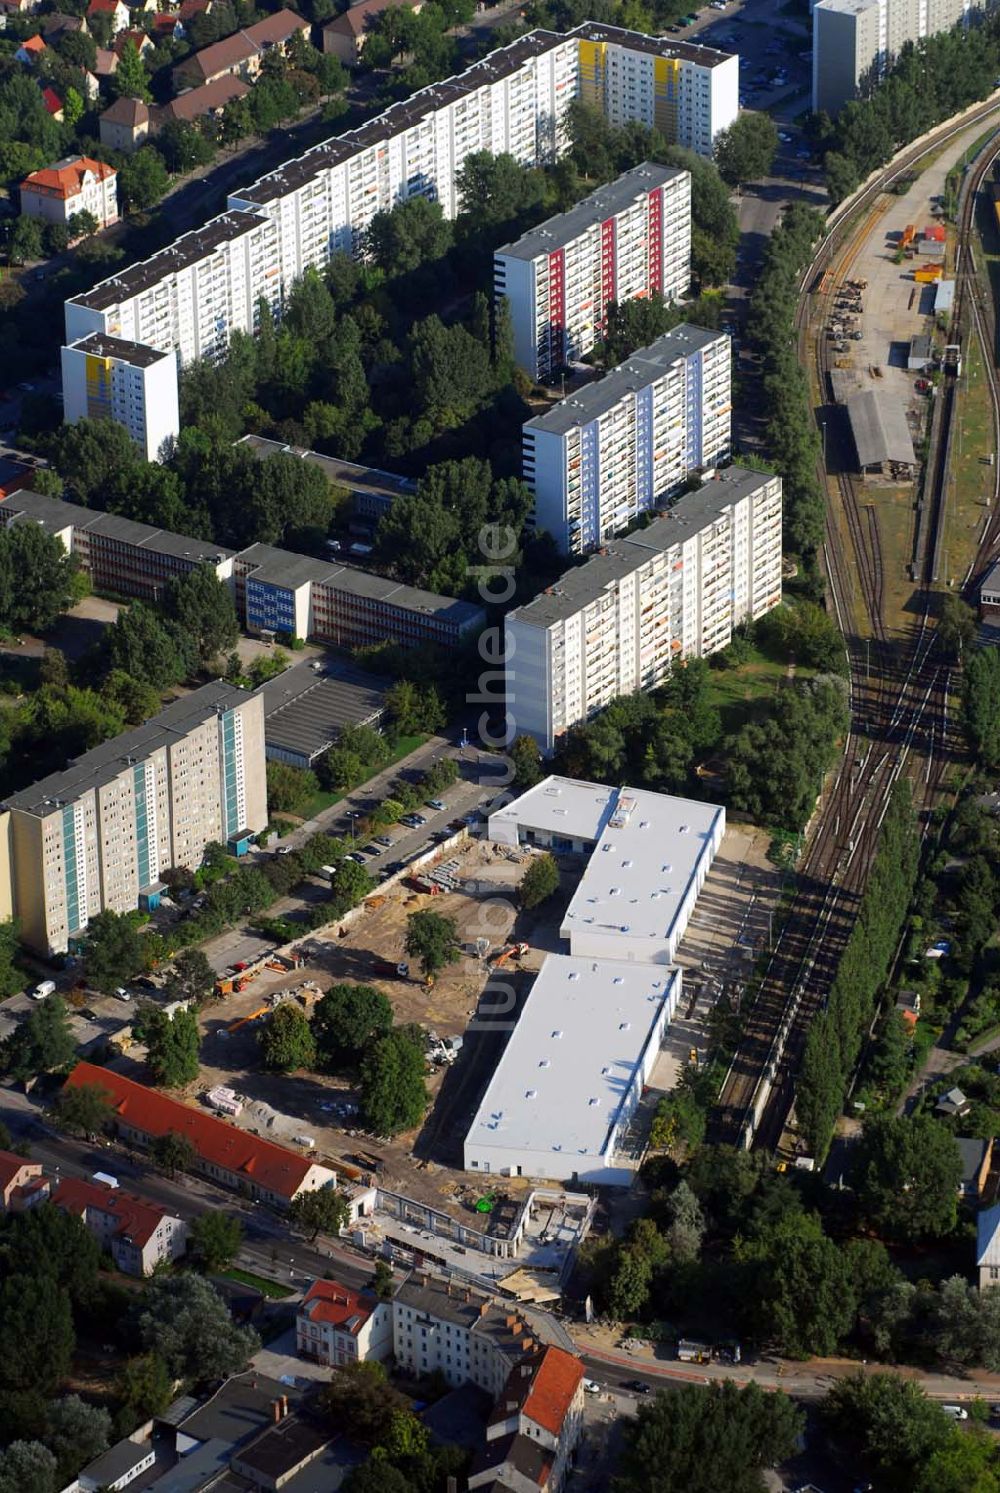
<box><xmin>258</xmin><ymin>1003</ymin><xmax>316</xmax><ymax>1072</ymax></box>
<box><xmin>312</xmin><ymin>982</ymin><xmax>393</xmax><ymax>1068</ymax></box>
<box><xmin>163</xmin><ymin>565</ymin><xmax>238</xmax><ymax>665</ymax></box>
<box><xmin>104</xmin><ymin>602</ymin><xmax>188</xmax><ymax>689</ymax></box>
<box><xmin>963</xmin><ymin>646</ymin><xmax>1000</xmax><ymax>770</ymax></box>
<box><xmin>320</xmin><ymin>1360</ymin><xmax>409</xmax><ymax>1444</ymax></box>
<box><xmin>0</xmin><ymin>1275</ymin><xmax>74</xmax><ymax>1396</ymax></box>
<box><xmin>0</xmin><ymin>919</ymin><xmax>25</xmax><ymax>1001</ymax></box>
<box><xmin>44</xmin><ymin>1395</ymin><xmax>111</xmax><ymax>1486</ymax></box>
<box><xmin>111</xmin><ymin>39</ymin><xmax>150</xmax><ymax>101</ymax></box>
<box><xmin>119</xmin><ymin>147</ymin><xmax>169</xmax><ymax>210</ymax></box>
<box><xmin>100</xmin><ymin>668</ymin><xmax>161</xmax><ymax>726</ymax></box>
<box><xmin>287</xmin><ymin>1186</ymin><xmax>350</xmax><ymax>1241</ymax></box>
<box><xmin>52</xmin><ymin>1080</ymin><xmax>113</xmax><ymax>1137</ymax></box>
<box><xmin>373</xmin><ymin>1260</ymin><xmax>394</xmax><ymax>1300</ymax></box>
<box><xmin>161</xmin><ymin>949</ymin><xmax>215</xmax><ymax>1006</ymax></box>
<box><xmin>143</xmin><ymin>1006</ymin><xmax>200</xmax><ymax>1088</ymax></box>
<box><xmin>366</xmin><ymin>195</ymin><xmax>452</xmax><ymax>276</ymax></box>
<box><xmin>743</xmin><ymin>1212</ymin><xmax>857</xmax><ymax>1357</ymax></box>
<box><xmin>360</xmin><ymin>1028</ymin><xmax>428</xmax><ymax>1136</ymax></box>
<box><xmin>509</xmin><ymin>734</ymin><xmax>543</xmax><ymax>789</ymax></box>
<box><xmin>823</xmin><ymin>1372</ymin><xmax>957</xmax><ymax>1492</ymax></box>
<box><xmin>617</xmin><ymin>1381</ymin><xmax>803</xmax><ymax>1493</ymax></box>
<box><xmin>405</xmin><ymin>910</ymin><xmax>459</xmax><ymax>980</ymax></box>
<box><xmin>189</xmin><ymin>1211</ymin><xmax>243</xmax><ymax>1272</ymax></box>
<box><xmin>3</xmin><ymin>995</ymin><xmax>75</xmax><ymax>1083</ymax></box>
<box><xmin>600</xmin><ymin>292</ymin><xmax>680</xmax><ymax>366</ymax></box>
<box><xmin>266</xmin><ymin>761</ymin><xmax>319</xmax><ymax>814</ymax></box>
<box><xmin>114</xmin><ymin>1352</ymin><xmax>172</xmax><ymax>1428</ymax></box>
<box><xmin>83</xmin><ymin>909</ymin><xmax>145</xmax><ymax>991</ymax></box>
<box><xmin>714</xmin><ymin>112</ymin><xmax>779</xmax><ymax>185</ymax></box>
<box><xmin>0</xmin><ymin>1441</ymin><xmax>57</xmax><ymax>1493</ymax></box>
<box><xmin>131</xmin><ymin>1274</ymin><xmax>259</xmax><ymax>1381</ymax></box>
<box><xmin>329</xmin><ymin>856</ymin><xmax>374</xmax><ymax>909</ymax></box>
<box><xmin>150</xmin><ymin>1130</ymin><xmax>196</xmax><ymax>1177</ymax></box>
<box><xmin>9</xmin><ymin>215</ymin><xmax>44</xmax><ymax>266</ymax></box>
<box><xmin>0</xmin><ymin>522</ymin><xmax>79</xmax><ymax>633</ymax></box>
<box><xmin>156</xmin><ymin>120</ymin><xmax>215</xmax><ymax>174</ymax></box>
<box><xmin>856</xmin><ymin>1113</ymin><xmax>962</xmax><ymax>1241</ymax></box>
<box><xmin>519</xmin><ymin>853</ymin><xmax>559</xmax><ymax>909</ymax></box>
<box><xmin>937</xmin><ymin>592</ymin><xmax>977</xmax><ymax>661</ymax></box>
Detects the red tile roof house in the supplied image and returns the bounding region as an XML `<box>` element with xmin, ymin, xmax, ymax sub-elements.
<box><xmin>478</xmin><ymin>1347</ymin><xmax>585</xmax><ymax>1492</ymax></box>
<box><xmin>86</xmin><ymin>0</ymin><xmax>130</xmax><ymax>34</ymax></box>
<box><xmin>20</xmin><ymin>155</ymin><xmax>118</xmax><ymax>229</ymax></box>
<box><xmin>51</xmin><ymin>1175</ymin><xmax>188</xmax><ymax>1276</ymax></box>
<box><xmin>297</xmin><ymin>1279</ymin><xmax>393</xmax><ymax>1367</ymax></box>
<box><xmin>65</xmin><ymin>1061</ymin><xmax>359</xmax><ymax>1210</ymax></box>
<box><xmin>0</xmin><ymin>1148</ymin><xmax>49</xmax><ymax>1212</ymax></box>
<box><xmin>41</xmin><ymin>86</ymin><xmax>64</xmax><ymax>120</ymax></box>
<box><xmin>15</xmin><ymin>33</ymin><xmax>48</xmax><ymax>64</ymax></box>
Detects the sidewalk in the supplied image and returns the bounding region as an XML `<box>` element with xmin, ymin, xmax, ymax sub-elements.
<box><xmin>569</xmin><ymin>1320</ymin><xmax>1000</xmax><ymax>1401</ymax></box>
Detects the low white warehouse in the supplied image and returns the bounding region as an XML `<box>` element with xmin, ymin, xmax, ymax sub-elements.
<box><xmin>463</xmin><ymin>956</ymin><xmax>682</xmax><ymax>1187</ymax></box>
<box><xmin>488</xmin><ymin>777</ymin><xmax>724</xmax><ymax>964</ymax></box>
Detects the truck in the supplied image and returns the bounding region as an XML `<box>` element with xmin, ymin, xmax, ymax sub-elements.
<box><xmin>31</xmin><ymin>980</ymin><xmax>56</xmax><ymax>1000</ymax></box>
<box><xmin>93</xmin><ymin>1172</ymin><xmax>119</xmax><ymax>1190</ymax></box>
<box><xmin>677</xmin><ymin>1339</ymin><xmax>712</xmax><ymax>1363</ymax></box>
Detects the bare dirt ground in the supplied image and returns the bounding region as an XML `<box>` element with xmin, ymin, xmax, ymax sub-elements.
<box><xmin>182</xmin><ymin>838</ymin><xmax>564</xmax><ymax>1210</ymax></box>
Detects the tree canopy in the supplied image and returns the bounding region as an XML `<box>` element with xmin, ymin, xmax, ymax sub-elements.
<box><xmin>360</xmin><ymin>1028</ymin><xmax>428</xmax><ymax>1136</ymax></box>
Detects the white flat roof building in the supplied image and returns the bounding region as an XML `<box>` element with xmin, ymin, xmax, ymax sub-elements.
<box><xmin>464</xmin><ymin>955</ymin><xmax>682</xmax><ymax>1186</ymax></box>
<box><xmin>489</xmin><ymin>777</ymin><xmax>724</xmax><ymax>964</ymax></box>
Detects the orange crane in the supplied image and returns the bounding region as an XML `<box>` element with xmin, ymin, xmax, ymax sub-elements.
<box><xmin>490</xmin><ymin>942</ymin><xmax>529</xmax><ymax>969</ymax></box>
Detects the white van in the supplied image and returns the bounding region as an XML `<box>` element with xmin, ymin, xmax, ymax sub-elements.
<box><xmin>942</xmin><ymin>1405</ymin><xmax>968</xmax><ymax>1420</ymax></box>
<box><xmin>31</xmin><ymin>979</ymin><xmax>56</xmax><ymax>1000</ymax></box>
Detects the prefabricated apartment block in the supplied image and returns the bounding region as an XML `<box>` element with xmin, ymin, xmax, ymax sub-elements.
<box><xmin>60</xmin><ymin>25</ymin><xmax>737</xmax><ymax>454</ymax></box>
<box><xmin>522</xmin><ymin>324</ymin><xmax>731</xmax><ymax>553</ymax></box>
<box><xmin>505</xmin><ymin>467</ymin><xmax>783</xmax><ymax>752</ymax></box>
<box><xmin>495</xmin><ymin>163</ymin><xmax>691</xmax><ymax>382</ymax></box>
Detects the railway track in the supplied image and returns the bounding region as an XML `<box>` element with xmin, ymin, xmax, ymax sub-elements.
<box><xmin>711</xmin><ymin>122</ymin><xmax>998</xmax><ymax>1151</ymax></box>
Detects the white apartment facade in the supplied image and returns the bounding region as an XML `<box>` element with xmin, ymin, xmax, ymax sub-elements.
<box><xmin>524</xmin><ymin>324</ymin><xmax>730</xmax><ymax>553</ymax></box>
<box><xmin>496</xmin><ymin>163</ymin><xmax>691</xmax><ymax>382</ymax></box>
<box><xmin>812</xmin><ymin>0</ymin><xmax>969</xmax><ymax>113</ymax></box>
<box><xmin>296</xmin><ymin>1279</ymin><xmax>394</xmax><ymax>1366</ymax></box>
<box><xmin>505</xmin><ymin>467</ymin><xmax>782</xmax><ymax>751</ymax></box>
<box><xmin>61</xmin><ymin>26</ymin><xmax>735</xmax><ymax>448</ymax></box>
<box><xmin>60</xmin><ymin>332</ymin><xmax>179</xmax><ymax>462</ymax></box>
<box><xmin>3</xmin><ymin>683</ymin><xmax>267</xmax><ymax>954</ymax></box>
<box><xmin>393</xmin><ymin>1273</ymin><xmax>542</xmax><ymax>1395</ymax></box>
<box><xmin>578</xmin><ymin>24</ymin><xmax>738</xmax><ymax>156</ymax></box>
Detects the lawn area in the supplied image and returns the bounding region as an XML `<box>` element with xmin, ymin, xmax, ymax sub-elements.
<box><xmin>219</xmin><ymin>1267</ymin><xmax>294</xmax><ymax>1299</ymax></box>
<box><xmin>941</xmin><ymin>324</ymin><xmax>994</xmax><ymax>589</ymax></box>
<box><xmin>704</xmin><ymin>649</ymin><xmax>810</xmax><ymax>734</ymax></box>
<box><xmin>295</xmin><ymin>733</ymin><xmax>427</xmax><ymax>821</ymax></box>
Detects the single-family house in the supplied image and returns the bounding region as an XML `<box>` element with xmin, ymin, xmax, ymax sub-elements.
<box><xmin>178</xmin><ymin>0</ymin><xmax>213</xmax><ymax>22</ymax></box>
<box><xmin>150</xmin><ymin>11</ymin><xmax>184</xmax><ymax>41</ymax></box>
<box><xmin>154</xmin><ymin>74</ymin><xmax>250</xmax><ymax>124</ymax></box>
<box><xmin>0</xmin><ymin>1149</ymin><xmax>48</xmax><ymax>1211</ymax></box>
<box><xmin>957</xmin><ymin>1137</ymin><xmax>993</xmax><ymax>1201</ymax></box>
<box><xmin>50</xmin><ymin>1176</ymin><xmax>188</xmax><ymax>1276</ymax></box>
<box><xmin>94</xmin><ymin>47</ymin><xmax>119</xmax><ymax>77</ymax></box>
<box><xmin>41</xmin><ymin>87</ymin><xmax>64</xmax><ymax>120</ymax></box>
<box><xmin>296</xmin><ymin>1278</ymin><xmax>394</xmax><ymax>1367</ymax></box>
<box><xmin>936</xmin><ymin>1086</ymin><xmax>971</xmax><ymax>1119</ymax></box>
<box><xmin>15</xmin><ymin>33</ymin><xmax>48</xmax><ymax>64</ymax></box>
<box><xmin>114</xmin><ymin>26</ymin><xmax>154</xmax><ymax>57</ymax></box>
<box><xmin>20</xmin><ymin>156</ymin><xmax>118</xmax><ymax>228</ymax></box>
<box><xmin>80</xmin><ymin>68</ymin><xmax>101</xmax><ymax>102</ymax></box>
<box><xmin>321</xmin><ymin>0</ymin><xmax>421</xmax><ymax>64</ymax></box>
<box><xmin>978</xmin><ymin>1203</ymin><xmax>1000</xmax><ymax>1289</ymax></box>
<box><xmin>173</xmin><ymin>7</ymin><xmax>308</xmax><ymax>86</ymax></box>
<box><xmin>86</xmin><ymin>0</ymin><xmax>130</xmax><ymax>32</ymax></box>
<box><xmin>99</xmin><ymin>95</ymin><xmax>150</xmax><ymax>153</ymax></box>
<box><xmin>894</xmin><ymin>989</ymin><xmax>920</xmax><ymax>1028</ymax></box>
<box><xmin>41</xmin><ymin>12</ymin><xmax>89</xmax><ymax>41</ymax></box>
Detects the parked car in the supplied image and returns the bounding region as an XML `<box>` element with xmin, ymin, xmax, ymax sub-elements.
<box><xmin>373</xmin><ymin>835</ymin><xmax>393</xmax><ymax>847</ymax></box>
<box><xmin>113</xmin><ymin>987</ymin><xmax>131</xmax><ymax>1003</ymax></box>
<box><xmin>425</xmin><ymin>798</ymin><xmax>447</xmax><ymax>811</ymax></box>
<box><xmin>625</xmin><ymin>1380</ymin><xmax>651</xmax><ymax>1395</ymax></box>
<box><xmin>362</xmin><ymin>843</ymin><xmax>382</xmax><ymax>857</ymax></box>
